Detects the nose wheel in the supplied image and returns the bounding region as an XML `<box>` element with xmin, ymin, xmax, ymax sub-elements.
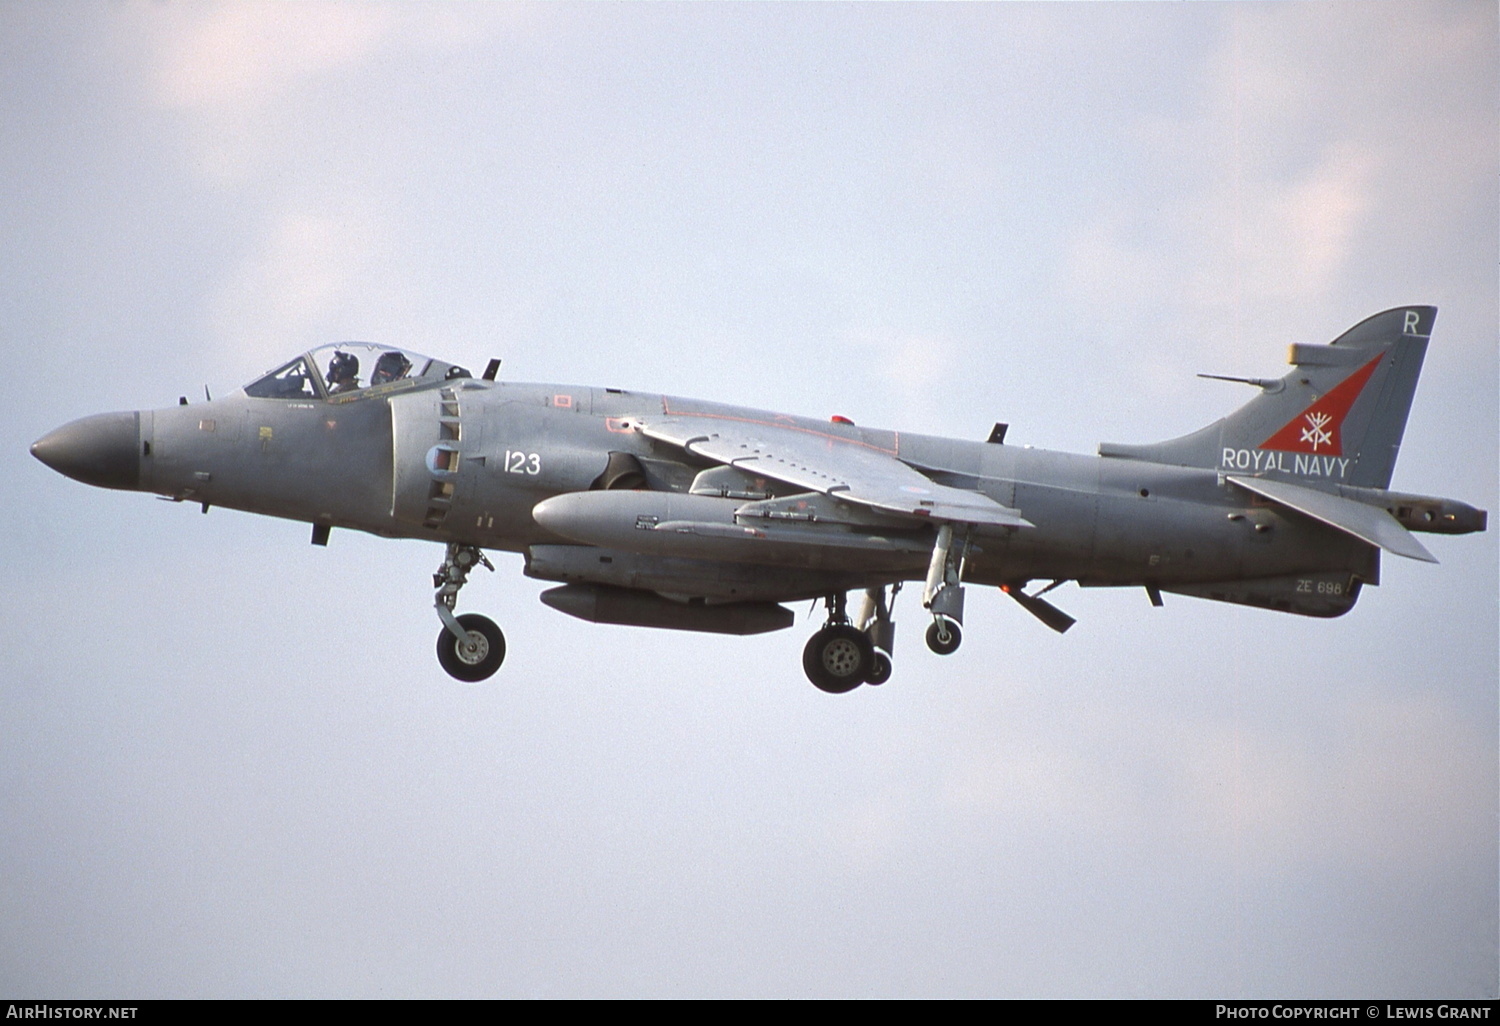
<box><xmin>436</xmin><ymin>613</ymin><xmax>506</xmax><ymax>682</ymax></box>
<box><xmin>432</xmin><ymin>542</ymin><xmax>505</xmax><ymax>682</ymax></box>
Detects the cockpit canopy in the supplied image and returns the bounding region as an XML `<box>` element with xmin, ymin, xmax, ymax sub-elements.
<box><xmin>243</xmin><ymin>343</ymin><xmax>470</xmax><ymax>401</ymax></box>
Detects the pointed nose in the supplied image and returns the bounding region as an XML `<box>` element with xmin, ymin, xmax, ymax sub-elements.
<box><xmin>31</xmin><ymin>411</ymin><xmax>142</xmax><ymax>490</ymax></box>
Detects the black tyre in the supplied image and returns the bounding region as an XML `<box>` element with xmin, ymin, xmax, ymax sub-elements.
<box><xmin>925</xmin><ymin>618</ymin><xmax>962</xmax><ymax>656</ymax></box>
<box><xmin>865</xmin><ymin>651</ymin><xmax>893</xmax><ymax>686</ymax></box>
<box><xmin>436</xmin><ymin>613</ymin><xmax>506</xmax><ymax>682</ymax></box>
<box><xmin>802</xmin><ymin>625</ymin><xmax>872</xmax><ymax>694</ymax></box>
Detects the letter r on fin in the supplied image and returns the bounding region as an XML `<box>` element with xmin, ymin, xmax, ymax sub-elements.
<box><xmin>1404</xmin><ymin>310</ymin><xmax>1420</xmax><ymax>334</ymax></box>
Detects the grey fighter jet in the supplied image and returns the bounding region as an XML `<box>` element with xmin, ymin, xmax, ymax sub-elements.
<box><xmin>31</xmin><ymin>308</ymin><xmax>1488</xmax><ymax>693</ymax></box>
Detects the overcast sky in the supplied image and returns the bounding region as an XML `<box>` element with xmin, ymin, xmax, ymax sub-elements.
<box><xmin>2</xmin><ymin>1</ymin><xmax>1495</xmax><ymax>998</ymax></box>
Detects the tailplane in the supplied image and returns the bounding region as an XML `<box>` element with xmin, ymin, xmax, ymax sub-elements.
<box><xmin>1100</xmin><ymin>306</ymin><xmax>1433</xmax><ymax>489</ymax></box>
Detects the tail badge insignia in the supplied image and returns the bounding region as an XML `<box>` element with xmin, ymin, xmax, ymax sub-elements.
<box><xmin>1260</xmin><ymin>354</ymin><xmax>1384</xmax><ymax>457</ymax></box>
<box><xmin>1301</xmin><ymin>411</ymin><xmax>1334</xmax><ymax>451</ymax></box>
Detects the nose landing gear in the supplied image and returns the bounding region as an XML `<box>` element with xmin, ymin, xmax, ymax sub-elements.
<box><xmin>433</xmin><ymin>542</ymin><xmax>505</xmax><ymax>682</ymax></box>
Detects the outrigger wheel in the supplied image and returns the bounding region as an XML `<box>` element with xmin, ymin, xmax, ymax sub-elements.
<box><xmin>803</xmin><ymin>624</ymin><xmax>874</xmax><ymax>694</ymax></box>
<box><xmin>436</xmin><ymin>612</ymin><xmax>506</xmax><ymax>682</ymax></box>
<box><xmin>925</xmin><ymin>617</ymin><xmax>962</xmax><ymax>655</ymax></box>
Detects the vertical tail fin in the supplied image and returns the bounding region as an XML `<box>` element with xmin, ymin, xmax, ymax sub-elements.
<box><xmin>1099</xmin><ymin>307</ymin><xmax>1433</xmax><ymax>488</ymax></box>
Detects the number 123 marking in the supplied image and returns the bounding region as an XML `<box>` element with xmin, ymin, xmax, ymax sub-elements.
<box><xmin>505</xmin><ymin>450</ymin><xmax>541</xmax><ymax>475</ymax></box>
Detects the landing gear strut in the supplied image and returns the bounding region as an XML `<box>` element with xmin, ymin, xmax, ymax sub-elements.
<box><xmin>433</xmin><ymin>542</ymin><xmax>505</xmax><ymax>682</ymax></box>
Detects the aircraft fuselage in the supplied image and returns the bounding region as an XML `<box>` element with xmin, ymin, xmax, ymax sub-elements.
<box><xmin>72</xmin><ymin>380</ymin><xmax>1377</xmax><ymax>600</ymax></box>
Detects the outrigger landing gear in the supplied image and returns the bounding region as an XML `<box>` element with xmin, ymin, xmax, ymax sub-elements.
<box><xmin>433</xmin><ymin>542</ymin><xmax>505</xmax><ymax>682</ymax></box>
<box><xmin>803</xmin><ymin>586</ymin><xmax>899</xmax><ymax>693</ymax></box>
<box><xmin>923</xmin><ymin>524</ymin><xmax>966</xmax><ymax>656</ymax></box>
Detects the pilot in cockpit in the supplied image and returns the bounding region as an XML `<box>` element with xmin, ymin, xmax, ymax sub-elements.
<box><xmin>326</xmin><ymin>351</ymin><xmax>360</xmax><ymax>393</ymax></box>
<box><xmin>371</xmin><ymin>351</ymin><xmax>412</xmax><ymax>386</ymax></box>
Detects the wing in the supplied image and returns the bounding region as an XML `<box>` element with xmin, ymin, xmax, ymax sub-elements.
<box><xmin>635</xmin><ymin>415</ymin><xmax>1031</xmax><ymax>529</ymax></box>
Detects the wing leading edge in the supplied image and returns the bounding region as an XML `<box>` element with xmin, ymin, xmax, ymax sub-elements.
<box><xmin>636</xmin><ymin>416</ymin><xmax>1031</xmax><ymax>529</ymax></box>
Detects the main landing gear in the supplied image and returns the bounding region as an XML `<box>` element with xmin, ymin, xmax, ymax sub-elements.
<box><xmin>433</xmin><ymin>542</ymin><xmax>505</xmax><ymax>682</ymax></box>
<box><xmin>803</xmin><ymin>585</ymin><xmax>898</xmax><ymax>693</ymax></box>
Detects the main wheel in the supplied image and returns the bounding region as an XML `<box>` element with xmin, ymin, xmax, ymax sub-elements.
<box><xmin>925</xmin><ymin>618</ymin><xmax>962</xmax><ymax>656</ymax></box>
<box><xmin>436</xmin><ymin>613</ymin><xmax>506</xmax><ymax>682</ymax></box>
<box><xmin>803</xmin><ymin>625</ymin><xmax>873</xmax><ymax>694</ymax></box>
<box><xmin>865</xmin><ymin>651</ymin><xmax>893</xmax><ymax>686</ymax></box>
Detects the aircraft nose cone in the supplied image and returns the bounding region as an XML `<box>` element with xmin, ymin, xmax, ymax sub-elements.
<box><xmin>31</xmin><ymin>411</ymin><xmax>141</xmax><ymax>490</ymax></box>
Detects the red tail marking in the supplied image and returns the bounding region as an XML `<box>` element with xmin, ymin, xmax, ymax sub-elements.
<box><xmin>1259</xmin><ymin>354</ymin><xmax>1384</xmax><ymax>456</ymax></box>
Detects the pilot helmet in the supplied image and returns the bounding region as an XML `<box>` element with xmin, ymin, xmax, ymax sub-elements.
<box><xmin>372</xmin><ymin>351</ymin><xmax>411</xmax><ymax>385</ymax></box>
<box><xmin>327</xmin><ymin>351</ymin><xmax>359</xmax><ymax>385</ymax></box>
